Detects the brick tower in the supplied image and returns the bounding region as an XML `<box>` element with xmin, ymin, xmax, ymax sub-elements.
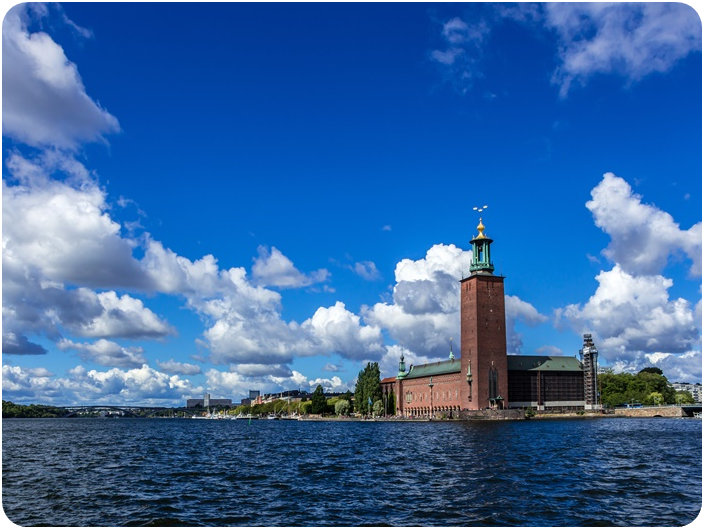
<box><xmin>459</xmin><ymin>218</ymin><xmax>509</xmax><ymax>410</ymax></box>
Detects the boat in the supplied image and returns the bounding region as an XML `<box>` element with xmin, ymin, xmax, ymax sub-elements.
<box><xmin>267</xmin><ymin>413</ymin><xmax>279</xmax><ymax>420</ymax></box>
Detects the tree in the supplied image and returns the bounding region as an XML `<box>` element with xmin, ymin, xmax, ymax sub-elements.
<box><xmin>354</xmin><ymin>362</ymin><xmax>381</xmax><ymax>415</ymax></box>
<box><xmin>311</xmin><ymin>384</ymin><xmax>327</xmax><ymax>415</ymax></box>
<box><xmin>599</xmin><ymin>370</ymin><xmax>678</xmax><ymax>407</ymax></box>
<box><xmin>335</xmin><ymin>399</ymin><xmax>350</xmax><ymax>416</ymax></box>
<box><xmin>675</xmin><ymin>391</ymin><xmax>695</xmax><ymax>405</ymax></box>
<box><xmin>386</xmin><ymin>389</ymin><xmax>396</xmax><ymax>415</ymax></box>
<box><xmin>372</xmin><ymin>400</ymin><xmax>383</xmax><ymax>417</ymax></box>
<box><xmin>644</xmin><ymin>391</ymin><xmax>664</xmax><ymax>406</ymax></box>
<box><xmin>639</xmin><ymin>367</ymin><xmax>664</xmax><ymax>376</ymax></box>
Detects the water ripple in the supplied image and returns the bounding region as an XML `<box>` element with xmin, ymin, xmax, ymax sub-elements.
<box><xmin>3</xmin><ymin>417</ymin><xmax>701</xmax><ymax>526</ymax></box>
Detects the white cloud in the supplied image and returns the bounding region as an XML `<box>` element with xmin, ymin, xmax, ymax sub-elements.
<box><xmin>556</xmin><ymin>265</ymin><xmax>700</xmax><ymax>371</ymax></box>
<box><xmin>69</xmin><ymin>291</ymin><xmax>174</xmax><ymax>339</ymax></box>
<box><xmin>353</xmin><ymin>261</ymin><xmax>381</xmax><ymax>281</ymax></box>
<box><xmin>2</xmin><ymin>152</ymin><xmax>148</xmax><ymax>290</ymax></box>
<box><xmin>156</xmin><ymin>359</ymin><xmax>202</xmax><ymax>376</ymax></box>
<box><xmin>586</xmin><ymin>173</ymin><xmax>701</xmax><ymax>277</ymax></box>
<box><xmin>203</xmin><ymin>367</ymin><xmax>313</xmax><ymax>400</ymax></box>
<box><xmin>2</xmin><ymin>363</ymin><xmax>197</xmax><ymax>406</ymax></box>
<box><xmin>252</xmin><ymin>246</ymin><xmax>329</xmax><ymax>288</ymax></box>
<box><xmin>544</xmin><ymin>3</ymin><xmax>702</xmax><ymax>97</ymax></box>
<box><xmin>432</xmin><ymin>4</ymin><xmax>701</xmax><ymax>97</ymax></box>
<box><xmin>307</xmin><ymin>375</ymin><xmax>351</xmax><ymax>393</ymax></box>
<box><xmin>303</xmin><ymin>302</ymin><xmax>385</xmax><ymax>361</ymax></box>
<box><xmin>364</xmin><ymin>244</ymin><xmax>467</xmax><ymax>358</ymax></box>
<box><xmin>430</xmin><ymin>16</ymin><xmax>491</xmax><ymax>93</ymax></box>
<box><xmin>505</xmin><ymin>294</ymin><xmax>549</xmax><ymax>355</ymax></box>
<box><xmin>58</xmin><ymin>338</ymin><xmax>147</xmax><ymax>368</ymax></box>
<box><xmin>2</xmin><ymin>4</ymin><xmax>120</xmax><ymax>149</ymax></box>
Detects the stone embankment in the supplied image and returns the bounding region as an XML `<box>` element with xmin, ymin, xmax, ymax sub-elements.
<box><xmin>614</xmin><ymin>406</ymin><xmax>685</xmax><ymax>418</ymax></box>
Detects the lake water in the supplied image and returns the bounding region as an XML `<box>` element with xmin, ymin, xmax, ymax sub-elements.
<box><xmin>2</xmin><ymin>417</ymin><xmax>701</xmax><ymax>526</ymax></box>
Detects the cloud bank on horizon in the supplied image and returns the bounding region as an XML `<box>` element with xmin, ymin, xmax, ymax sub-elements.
<box><xmin>2</xmin><ymin>3</ymin><xmax>701</xmax><ymax>406</ymax></box>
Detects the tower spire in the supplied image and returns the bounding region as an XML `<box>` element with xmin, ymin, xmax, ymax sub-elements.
<box><xmin>449</xmin><ymin>337</ymin><xmax>454</xmax><ymax>360</ymax></box>
<box><xmin>470</xmin><ymin>208</ymin><xmax>494</xmax><ymax>275</ymax></box>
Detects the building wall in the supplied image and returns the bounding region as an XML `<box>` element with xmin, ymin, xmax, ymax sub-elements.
<box><xmin>508</xmin><ymin>370</ymin><xmax>584</xmax><ymax>409</ymax></box>
<box><xmin>396</xmin><ymin>372</ymin><xmax>464</xmax><ymax>417</ymax></box>
<box><xmin>460</xmin><ymin>273</ymin><xmax>509</xmax><ymax>409</ymax></box>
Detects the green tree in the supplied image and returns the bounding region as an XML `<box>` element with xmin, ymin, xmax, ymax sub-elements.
<box><xmin>675</xmin><ymin>391</ymin><xmax>695</xmax><ymax>405</ymax></box>
<box><xmin>386</xmin><ymin>389</ymin><xmax>396</xmax><ymax>415</ymax></box>
<box><xmin>639</xmin><ymin>367</ymin><xmax>664</xmax><ymax>376</ymax></box>
<box><xmin>599</xmin><ymin>370</ymin><xmax>677</xmax><ymax>406</ymax></box>
<box><xmin>372</xmin><ymin>399</ymin><xmax>383</xmax><ymax>417</ymax></box>
<box><xmin>311</xmin><ymin>384</ymin><xmax>327</xmax><ymax>414</ymax></box>
<box><xmin>335</xmin><ymin>399</ymin><xmax>350</xmax><ymax>416</ymax></box>
<box><xmin>354</xmin><ymin>362</ymin><xmax>381</xmax><ymax>416</ymax></box>
<box><xmin>644</xmin><ymin>391</ymin><xmax>664</xmax><ymax>406</ymax></box>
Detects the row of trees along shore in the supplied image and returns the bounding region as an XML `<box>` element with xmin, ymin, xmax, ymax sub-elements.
<box><xmin>598</xmin><ymin>367</ymin><xmax>696</xmax><ymax>407</ymax></box>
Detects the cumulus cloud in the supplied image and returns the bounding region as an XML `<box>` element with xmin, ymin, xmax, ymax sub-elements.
<box><xmin>58</xmin><ymin>338</ymin><xmax>147</xmax><ymax>368</ymax></box>
<box><xmin>556</xmin><ymin>265</ymin><xmax>700</xmax><ymax>372</ymax></box>
<box><xmin>203</xmin><ymin>367</ymin><xmax>316</xmax><ymax>400</ymax></box>
<box><xmin>2</xmin><ymin>364</ymin><xmax>197</xmax><ymax>406</ymax></box>
<box><xmin>252</xmin><ymin>246</ymin><xmax>329</xmax><ymax>288</ymax></box>
<box><xmin>307</xmin><ymin>375</ymin><xmax>351</xmax><ymax>393</ymax></box>
<box><xmin>303</xmin><ymin>302</ymin><xmax>384</xmax><ymax>361</ymax></box>
<box><xmin>586</xmin><ymin>173</ymin><xmax>701</xmax><ymax>277</ymax></box>
<box><xmin>364</xmin><ymin>244</ymin><xmax>467</xmax><ymax>358</ymax></box>
<box><xmin>3</xmin><ymin>152</ymin><xmax>148</xmax><ymax>290</ymax></box>
<box><xmin>2</xmin><ymin>4</ymin><xmax>120</xmax><ymax>149</ymax></box>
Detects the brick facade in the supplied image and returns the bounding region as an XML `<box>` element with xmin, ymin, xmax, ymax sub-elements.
<box><xmin>460</xmin><ymin>273</ymin><xmax>509</xmax><ymax>409</ymax></box>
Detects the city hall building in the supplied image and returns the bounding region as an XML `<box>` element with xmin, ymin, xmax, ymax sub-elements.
<box><xmin>382</xmin><ymin>219</ymin><xmax>599</xmax><ymax>417</ymax></box>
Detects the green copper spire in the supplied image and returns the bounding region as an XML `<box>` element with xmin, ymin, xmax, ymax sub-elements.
<box><xmin>449</xmin><ymin>337</ymin><xmax>455</xmax><ymax>360</ymax></box>
<box><xmin>397</xmin><ymin>352</ymin><xmax>407</xmax><ymax>379</ymax></box>
<box><xmin>470</xmin><ymin>217</ymin><xmax>494</xmax><ymax>275</ymax></box>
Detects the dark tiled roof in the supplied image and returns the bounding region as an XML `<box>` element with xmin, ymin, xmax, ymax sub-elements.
<box><xmin>507</xmin><ymin>355</ymin><xmax>583</xmax><ymax>372</ymax></box>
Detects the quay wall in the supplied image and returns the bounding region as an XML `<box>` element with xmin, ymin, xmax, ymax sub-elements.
<box><xmin>614</xmin><ymin>406</ymin><xmax>685</xmax><ymax>418</ymax></box>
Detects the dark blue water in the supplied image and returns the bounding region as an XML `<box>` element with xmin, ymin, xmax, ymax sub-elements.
<box><xmin>2</xmin><ymin>417</ymin><xmax>701</xmax><ymax>526</ymax></box>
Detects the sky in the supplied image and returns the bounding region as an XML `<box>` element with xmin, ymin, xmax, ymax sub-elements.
<box><xmin>2</xmin><ymin>2</ymin><xmax>702</xmax><ymax>407</ymax></box>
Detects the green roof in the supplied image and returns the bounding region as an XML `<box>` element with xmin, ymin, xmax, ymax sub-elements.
<box><xmin>507</xmin><ymin>355</ymin><xmax>583</xmax><ymax>372</ymax></box>
<box><xmin>400</xmin><ymin>359</ymin><xmax>461</xmax><ymax>379</ymax></box>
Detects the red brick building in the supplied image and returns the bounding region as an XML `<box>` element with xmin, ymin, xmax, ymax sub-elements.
<box><xmin>381</xmin><ymin>218</ymin><xmax>587</xmax><ymax>417</ymax></box>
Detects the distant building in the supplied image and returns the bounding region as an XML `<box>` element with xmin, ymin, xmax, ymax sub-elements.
<box><xmin>381</xmin><ymin>218</ymin><xmax>590</xmax><ymax>417</ymax></box>
<box><xmin>672</xmin><ymin>382</ymin><xmax>702</xmax><ymax>402</ymax></box>
<box><xmin>186</xmin><ymin>392</ymin><xmax>232</xmax><ymax>409</ymax></box>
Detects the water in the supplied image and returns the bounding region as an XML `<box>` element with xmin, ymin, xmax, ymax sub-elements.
<box><xmin>2</xmin><ymin>417</ymin><xmax>701</xmax><ymax>526</ymax></box>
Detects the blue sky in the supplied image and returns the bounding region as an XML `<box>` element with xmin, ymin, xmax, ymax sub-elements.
<box><xmin>2</xmin><ymin>2</ymin><xmax>702</xmax><ymax>406</ymax></box>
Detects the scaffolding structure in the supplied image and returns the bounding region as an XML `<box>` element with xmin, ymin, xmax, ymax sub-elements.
<box><xmin>579</xmin><ymin>334</ymin><xmax>600</xmax><ymax>410</ymax></box>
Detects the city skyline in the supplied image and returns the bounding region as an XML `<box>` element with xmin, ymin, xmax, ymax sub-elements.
<box><xmin>2</xmin><ymin>3</ymin><xmax>702</xmax><ymax>406</ymax></box>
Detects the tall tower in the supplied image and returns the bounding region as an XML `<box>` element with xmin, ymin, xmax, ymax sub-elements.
<box><xmin>460</xmin><ymin>218</ymin><xmax>509</xmax><ymax>410</ymax></box>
